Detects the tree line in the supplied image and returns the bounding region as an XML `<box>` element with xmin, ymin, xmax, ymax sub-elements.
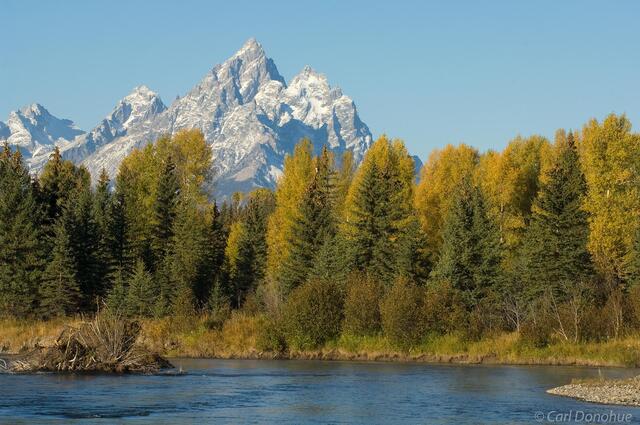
<box><xmin>1</xmin><ymin>115</ymin><xmax>639</xmax><ymax>349</ymax></box>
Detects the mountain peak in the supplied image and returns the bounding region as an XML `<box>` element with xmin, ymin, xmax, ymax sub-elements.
<box><xmin>235</xmin><ymin>37</ymin><xmax>262</xmax><ymax>56</ymax></box>
<box><xmin>8</xmin><ymin>40</ymin><xmax>373</xmax><ymax>199</ymax></box>
<box><xmin>19</xmin><ymin>103</ymin><xmax>49</xmax><ymax>117</ymax></box>
<box><xmin>130</xmin><ymin>85</ymin><xmax>155</xmax><ymax>96</ymax></box>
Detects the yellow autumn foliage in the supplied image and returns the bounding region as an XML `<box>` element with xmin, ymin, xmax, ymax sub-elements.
<box><xmin>265</xmin><ymin>139</ymin><xmax>315</xmax><ymax>282</ymax></box>
<box><xmin>414</xmin><ymin>144</ymin><xmax>478</xmax><ymax>257</ymax></box>
<box><xmin>578</xmin><ymin>114</ymin><xmax>640</xmax><ymax>281</ymax></box>
<box><xmin>475</xmin><ymin>135</ymin><xmax>549</xmax><ymax>249</ymax></box>
<box><xmin>342</xmin><ymin>135</ymin><xmax>416</xmax><ymax>234</ymax></box>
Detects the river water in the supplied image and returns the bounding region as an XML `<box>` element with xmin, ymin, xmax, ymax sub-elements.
<box><xmin>1</xmin><ymin>359</ymin><xmax>639</xmax><ymax>424</ymax></box>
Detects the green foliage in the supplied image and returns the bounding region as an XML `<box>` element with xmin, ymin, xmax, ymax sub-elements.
<box><xmin>39</xmin><ymin>219</ymin><xmax>81</xmax><ymax>318</ymax></box>
<box><xmin>0</xmin><ymin>144</ymin><xmax>44</xmax><ymax>317</ymax></box>
<box><xmin>344</xmin><ymin>136</ymin><xmax>416</xmax><ymax>284</ymax></box>
<box><xmin>39</xmin><ymin>146</ymin><xmax>90</xmax><ymax>224</ymax></box>
<box><xmin>169</xmin><ymin>198</ymin><xmax>210</xmax><ymax>307</ymax></box>
<box><xmin>283</xmin><ymin>278</ymin><xmax>344</xmax><ymax>349</ymax></box>
<box><xmin>256</xmin><ymin>314</ymin><xmax>288</xmax><ymax>353</ymax></box>
<box><xmin>280</xmin><ymin>146</ymin><xmax>336</xmax><ymax>293</ymax></box>
<box><xmin>151</xmin><ymin>156</ymin><xmax>179</xmax><ymax>269</ymax></box>
<box><xmin>520</xmin><ymin>132</ymin><xmax>592</xmax><ymax>300</ymax></box>
<box><xmin>92</xmin><ymin>169</ymin><xmax>113</xmax><ymax>289</ymax></box>
<box><xmin>308</xmin><ymin>233</ymin><xmax>354</xmax><ymax>283</ymax></box>
<box><xmin>380</xmin><ymin>278</ymin><xmax>423</xmax><ymax>348</ymax></box>
<box><xmin>107</xmin><ymin>178</ymin><xmax>135</xmax><ymax>278</ymax></box>
<box><xmin>62</xmin><ymin>185</ymin><xmax>101</xmax><ymax>308</ymax></box>
<box><xmin>106</xmin><ymin>268</ymin><xmax>128</xmax><ymax>313</ymax></box>
<box><xmin>421</xmin><ymin>280</ymin><xmax>467</xmax><ymax>335</ymax></box>
<box><xmin>206</xmin><ymin>279</ymin><xmax>231</xmax><ymax>329</ymax></box>
<box><xmin>343</xmin><ymin>273</ymin><xmax>384</xmax><ymax>336</ymax></box>
<box><xmin>432</xmin><ymin>180</ymin><xmax>502</xmax><ymax>309</ymax></box>
<box><xmin>125</xmin><ymin>259</ymin><xmax>156</xmax><ymax>317</ymax></box>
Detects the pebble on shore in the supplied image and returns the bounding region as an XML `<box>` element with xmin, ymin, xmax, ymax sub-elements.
<box><xmin>547</xmin><ymin>376</ymin><xmax>640</xmax><ymax>407</ymax></box>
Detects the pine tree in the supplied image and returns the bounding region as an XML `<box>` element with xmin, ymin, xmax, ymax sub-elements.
<box><xmin>242</xmin><ymin>189</ymin><xmax>275</xmax><ymax>286</ymax></box>
<box><xmin>39</xmin><ymin>147</ymin><xmax>90</xmax><ymax>225</ymax></box>
<box><xmin>39</xmin><ymin>219</ymin><xmax>81</xmax><ymax>318</ymax></box>
<box><xmin>348</xmin><ymin>161</ymin><xmax>396</xmax><ymax>282</ymax></box>
<box><xmin>520</xmin><ymin>132</ymin><xmax>592</xmax><ymax>300</ymax></box>
<box><xmin>151</xmin><ymin>156</ymin><xmax>179</xmax><ymax>270</ymax></box>
<box><xmin>207</xmin><ymin>202</ymin><xmax>227</xmax><ymax>282</ymax></box>
<box><xmin>62</xmin><ymin>186</ymin><xmax>101</xmax><ymax>309</ymax></box>
<box><xmin>169</xmin><ymin>197</ymin><xmax>209</xmax><ymax>309</ymax></box>
<box><xmin>432</xmin><ymin>180</ymin><xmax>502</xmax><ymax>309</ymax></box>
<box><xmin>219</xmin><ymin>221</ymin><xmax>253</xmax><ymax>307</ymax></box>
<box><xmin>107</xmin><ymin>179</ymin><xmax>134</xmax><ymax>278</ymax></box>
<box><xmin>308</xmin><ymin>233</ymin><xmax>354</xmax><ymax>284</ymax></box>
<box><xmin>0</xmin><ymin>144</ymin><xmax>44</xmax><ymax>317</ymax></box>
<box><xmin>106</xmin><ymin>268</ymin><xmax>128</xmax><ymax>312</ymax></box>
<box><xmin>280</xmin><ymin>147</ymin><xmax>336</xmax><ymax>293</ymax></box>
<box><xmin>93</xmin><ymin>168</ymin><xmax>113</xmax><ymax>286</ymax></box>
<box><xmin>125</xmin><ymin>259</ymin><xmax>156</xmax><ymax>317</ymax></box>
<box><xmin>395</xmin><ymin>216</ymin><xmax>431</xmax><ymax>284</ymax></box>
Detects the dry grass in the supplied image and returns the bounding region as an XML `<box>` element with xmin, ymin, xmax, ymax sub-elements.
<box><xmin>3</xmin><ymin>314</ymin><xmax>640</xmax><ymax>367</ymax></box>
<box><xmin>140</xmin><ymin>311</ymin><xmax>264</xmax><ymax>359</ymax></box>
<box><xmin>6</xmin><ymin>310</ymin><xmax>171</xmax><ymax>373</ymax></box>
<box><xmin>0</xmin><ymin>317</ymin><xmax>80</xmax><ymax>353</ymax></box>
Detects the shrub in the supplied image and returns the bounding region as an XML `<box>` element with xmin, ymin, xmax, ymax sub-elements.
<box><xmin>343</xmin><ymin>273</ymin><xmax>384</xmax><ymax>336</ymax></box>
<box><xmin>256</xmin><ymin>314</ymin><xmax>287</xmax><ymax>353</ymax></box>
<box><xmin>626</xmin><ymin>285</ymin><xmax>640</xmax><ymax>330</ymax></box>
<box><xmin>282</xmin><ymin>278</ymin><xmax>344</xmax><ymax>350</ymax></box>
<box><xmin>380</xmin><ymin>277</ymin><xmax>423</xmax><ymax>349</ymax></box>
<box><xmin>519</xmin><ymin>299</ymin><xmax>554</xmax><ymax>348</ymax></box>
<box><xmin>420</xmin><ymin>280</ymin><xmax>467</xmax><ymax>335</ymax></box>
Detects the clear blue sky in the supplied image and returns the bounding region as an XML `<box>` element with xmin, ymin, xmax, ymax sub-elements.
<box><xmin>2</xmin><ymin>0</ymin><xmax>639</xmax><ymax>160</ymax></box>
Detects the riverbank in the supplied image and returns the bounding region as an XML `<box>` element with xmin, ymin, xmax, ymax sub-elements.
<box><xmin>548</xmin><ymin>376</ymin><xmax>640</xmax><ymax>407</ymax></box>
<box><xmin>2</xmin><ymin>314</ymin><xmax>640</xmax><ymax>367</ymax></box>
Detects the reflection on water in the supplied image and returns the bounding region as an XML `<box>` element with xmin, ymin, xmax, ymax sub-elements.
<box><xmin>1</xmin><ymin>358</ymin><xmax>639</xmax><ymax>424</ymax></box>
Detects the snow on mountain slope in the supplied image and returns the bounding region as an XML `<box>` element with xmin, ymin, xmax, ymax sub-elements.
<box><xmin>0</xmin><ymin>103</ymin><xmax>85</xmax><ymax>159</ymax></box>
<box><xmin>3</xmin><ymin>38</ymin><xmax>374</xmax><ymax>199</ymax></box>
<box><xmin>27</xmin><ymin>86</ymin><xmax>167</xmax><ymax>171</ymax></box>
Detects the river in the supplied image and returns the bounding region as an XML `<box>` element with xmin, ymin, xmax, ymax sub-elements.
<box><xmin>1</xmin><ymin>359</ymin><xmax>639</xmax><ymax>424</ymax></box>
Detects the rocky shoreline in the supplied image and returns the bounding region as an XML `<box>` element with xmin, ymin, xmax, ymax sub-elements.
<box><xmin>548</xmin><ymin>376</ymin><xmax>640</xmax><ymax>407</ymax></box>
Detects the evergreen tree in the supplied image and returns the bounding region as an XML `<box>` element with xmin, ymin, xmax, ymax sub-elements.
<box><xmin>207</xmin><ymin>202</ymin><xmax>227</xmax><ymax>281</ymax></box>
<box><xmin>169</xmin><ymin>198</ymin><xmax>210</xmax><ymax>309</ymax></box>
<box><xmin>92</xmin><ymin>169</ymin><xmax>113</xmax><ymax>290</ymax></box>
<box><xmin>106</xmin><ymin>268</ymin><xmax>128</xmax><ymax>312</ymax></box>
<box><xmin>219</xmin><ymin>221</ymin><xmax>253</xmax><ymax>307</ymax></box>
<box><xmin>520</xmin><ymin>132</ymin><xmax>592</xmax><ymax>300</ymax></box>
<box><xmin>432</xmin><ymin>180</ymin><xmax>502</xmax><ymax>309</ymax></box>
<box><xmin>62</xmin><ymin>186</ymin><xmax>101</xmax><ymax>309</ymax></box>
<box><xmin>242</xmin><ymin>189</ymin><xmax>275</xmax><ymax>285</ymax></box>
<box><xmin>39</xmin><ymin>147</ymin><xmax>90</xmax><ymax>225</ymax></box>
<box><xmin>280</xmin><ymin>147</ymin><xmax>336</xmax><ymax>293</ymax></box>
<box><xmin>151</xmin><ymin>156</ymin><xmax>179</xmax><ymax>270</ymax></box>
<box><xmin>107</xmin><ymin>179</ymin><xmax>134</xmax><ymax>278</ymax></box>
<box><xmin>395</xmin><ymin>216</ymin><xmax>432</xmax><ymax>284</ymax></box>
<box><xmin>125</xmin><ymin>259</ymin><xmax>156</xmax><ymax>317</ymax></box>
<box><xmin>0</xmin><ymin>144</ymin><xmax>43</xmax><ymax>317</ymax></box>
<box><xmin>348</xmin><ymin>161</ymin><xmax>396</xmax><ymax>282</ymax></box>
<box><xmin>308</xmin><ymin>233</ymin><xmax>354</xmax><ymax>284</ymax></box>
<box><xmin>39</xmin><ymin>219</ymin><xmax>81</xmax><ymax>318</ymax></box>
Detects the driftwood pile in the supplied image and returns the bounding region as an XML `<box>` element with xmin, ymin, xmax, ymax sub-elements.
<box><xmin>3</xmin><ymin>310</ymin><xmax>172</xmax><ymax>374</ymax></box>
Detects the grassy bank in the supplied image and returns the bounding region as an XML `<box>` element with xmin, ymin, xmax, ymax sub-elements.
<box><xmin>2</xmin><ymin>314</ymin><xmax>640</xmax><ymax>367</ymax></box>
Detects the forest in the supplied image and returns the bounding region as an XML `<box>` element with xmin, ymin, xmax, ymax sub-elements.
<box><xmin>1</xmin><ymin>114</ymin><xmax>639</xmax><ymax>354</ymax></box>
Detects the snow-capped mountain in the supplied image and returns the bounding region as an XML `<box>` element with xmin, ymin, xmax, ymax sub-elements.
<box><xmin>0</xmin><ymin>103</ymin><xmax>85</xmax><ymax>160</ymax></box>
<box><xmin>1</xmin><ymin>38</ymin><xmax>374</xmax><ymax>198</ymax></box>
